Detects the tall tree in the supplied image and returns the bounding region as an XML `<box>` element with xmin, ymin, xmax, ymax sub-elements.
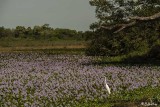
<box><xmin>86</xmin><ymin>0</ymin><xmax>160</xmax><ymax>56</ymax></box>
<box><xmin>0</xmin><ymin>27</ymin><xmax>5</xmax><ymax>38</ymax></box>
<box><xmin>89</xmin><ymin>0</ymin><xmax>160</xmax><ymax>32</ymax></box>
<box><xmin>14</xmin><ymin>26</ymin><xmax>26</xmax><ymax>38</ymax></box>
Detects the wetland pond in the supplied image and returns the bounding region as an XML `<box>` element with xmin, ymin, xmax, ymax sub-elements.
<box><xmin>0</xmin><ymin>52</ymin><xmax>160</xmax><ymax>107</ymax></box>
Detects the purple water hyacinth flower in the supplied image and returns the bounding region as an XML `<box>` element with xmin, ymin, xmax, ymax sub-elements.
<box><xmin>0</xmin><ymin>52</ymin><xmax>160</xmax><ymax>106</ymax></box>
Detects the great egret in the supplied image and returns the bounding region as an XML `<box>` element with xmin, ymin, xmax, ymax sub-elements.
<box><xmin>105</xmin><ymin>77</ymin><xmax>111</xmax><ymax>94</ymax></box>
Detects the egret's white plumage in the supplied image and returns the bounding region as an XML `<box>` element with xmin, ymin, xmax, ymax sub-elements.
<box><xmin>105</xmin><ymin>77</ymin><xmax>111</xmax><ymax>94</ymax></box>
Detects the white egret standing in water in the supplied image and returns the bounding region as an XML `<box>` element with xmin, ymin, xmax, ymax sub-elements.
<box><xmin>105</xmin><ymin>77</ymin><xmax>111</xmax><ymax>94</ymax></box>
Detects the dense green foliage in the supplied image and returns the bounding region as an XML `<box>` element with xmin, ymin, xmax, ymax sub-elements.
<box><xmin>86</xmin><ymin>0</ymin><xmax>160</xmax><ymax>57</ymax></box>
<box><xmin>0</xmin><ymin>24</ymin><xmax>91</xmax><ymax>41</ymax></box>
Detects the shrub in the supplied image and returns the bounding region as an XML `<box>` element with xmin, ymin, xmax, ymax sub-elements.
<box><xmin>147</xmin><ymin>43</ymin><xmax>160</xmax><ymax>60</ymax></box>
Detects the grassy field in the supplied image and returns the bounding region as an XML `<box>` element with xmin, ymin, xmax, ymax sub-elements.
<box><xmin>0</xmin><ymin>38</ymin><xmax>86</xmax><ymax>52</ymax></box>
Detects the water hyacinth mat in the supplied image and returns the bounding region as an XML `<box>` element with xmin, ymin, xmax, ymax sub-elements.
<box><xmin>0</xmin><ymin>52</ymin><xmax>160</xmax><ymax>107</ymax></box>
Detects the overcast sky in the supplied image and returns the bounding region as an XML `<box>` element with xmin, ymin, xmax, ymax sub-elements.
<box><xmin>0</xmin><ymin>0</ymin><xmax>97</xmax><ymax>31</ymax></box>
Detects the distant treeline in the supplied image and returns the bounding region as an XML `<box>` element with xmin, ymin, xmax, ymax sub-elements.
<box><xmin>0</xmin><ymin>24</ymin><xmax>93</xmax><ymax>40</ymax></box>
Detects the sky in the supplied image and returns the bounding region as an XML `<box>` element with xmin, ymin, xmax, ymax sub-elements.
<box><xmin>0</xmin><ymin>0</ymin><xmax>97</xmax><ymax>31</ymax></box>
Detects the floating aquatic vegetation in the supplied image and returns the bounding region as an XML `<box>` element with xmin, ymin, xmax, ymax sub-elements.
<box><xmin>0</xmin><ymin>52</ymin><xmax>160</xmax><ymax>106</ymax></box>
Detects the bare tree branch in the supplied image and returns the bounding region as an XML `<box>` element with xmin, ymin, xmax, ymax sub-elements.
<box><xmin>130</xmin><ymin>12</ymin><xmax>160</xmax><ymax>21</ymax></box>
<box><xmin>113</xmin><ymin>21</ymin><xmax>136</xmax><ymax>33</ymax></box>
<box><xmin>100</xmin><ymin>12</ymin><xmax>160</xmax><ymax>33</ymax></box>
